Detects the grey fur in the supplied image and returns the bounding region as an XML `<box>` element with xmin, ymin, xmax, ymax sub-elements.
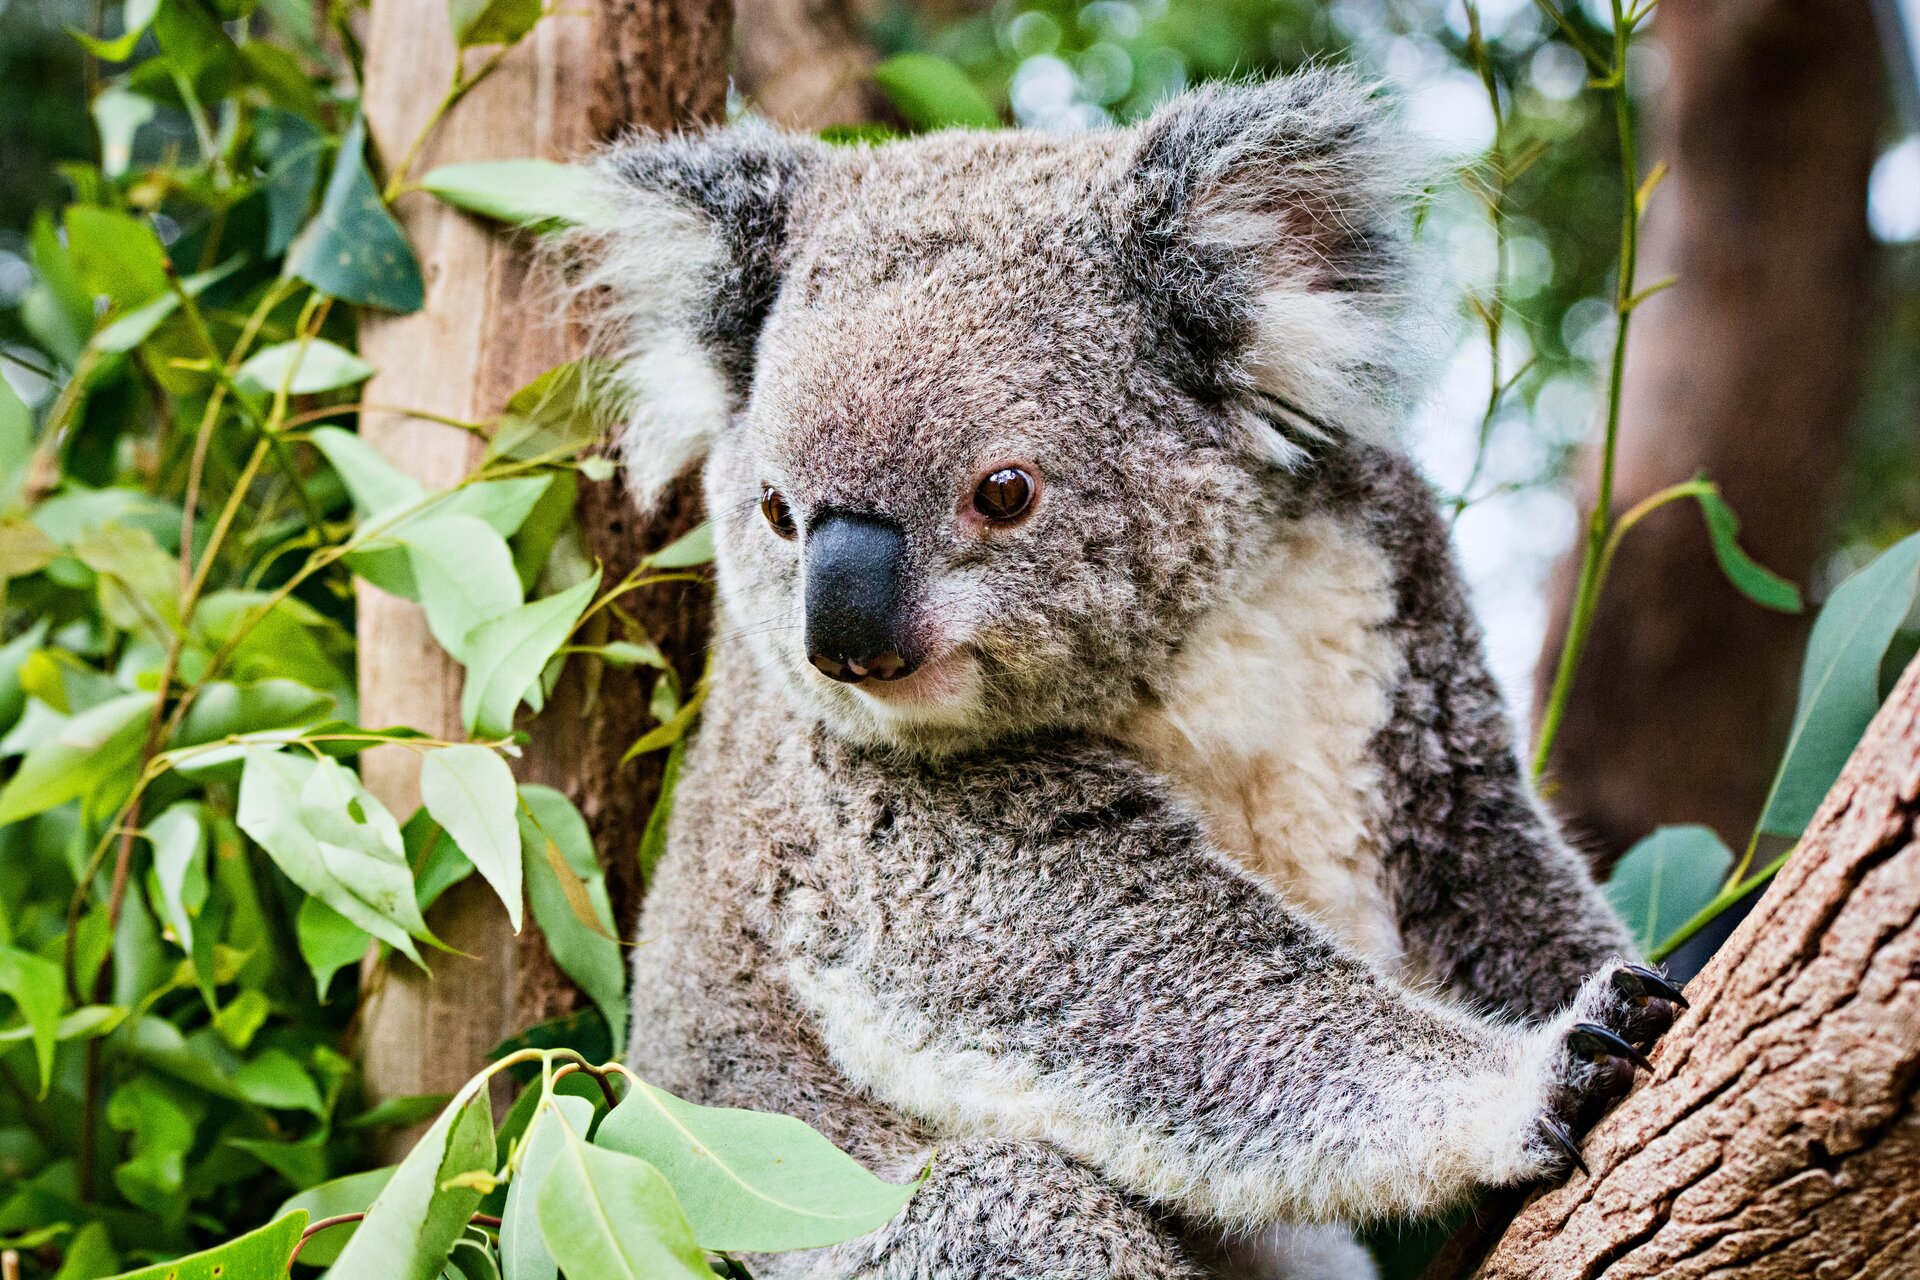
<box><xmin>587</xmin><ymin>73</ymin><xmax>1657</xmax><ymax>1279</ymax></box>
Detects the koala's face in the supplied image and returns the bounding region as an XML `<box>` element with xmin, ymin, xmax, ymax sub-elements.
<box><xmin>586</xmin><ymin>74</ymin><xmax>1423</xmax><ymax>751</ymax></box>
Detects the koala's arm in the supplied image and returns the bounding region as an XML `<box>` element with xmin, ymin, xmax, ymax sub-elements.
<box><xmin>1349</xmin><ymin>449</ymin><xmax>1640</xmax><ymax>1021</ymax></box>
<box><xmin>778</xmin><ymin>743</ymin><xmax>1643</xmax><ymax>1228</ymax></box>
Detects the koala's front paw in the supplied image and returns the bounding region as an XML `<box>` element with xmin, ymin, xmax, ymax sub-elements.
<box><xmin>1533</xmin><ymin>961</ymin><xmax>1689</xmax><ymax>1176</ymax></box>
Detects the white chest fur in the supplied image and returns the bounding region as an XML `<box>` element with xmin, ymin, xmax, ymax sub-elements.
<box><xmin>1120</xmin><ymin>513</ymin><xmax>1407</xmax><ymax>967</ymax></box>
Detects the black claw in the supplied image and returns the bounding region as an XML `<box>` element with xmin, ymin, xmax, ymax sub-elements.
<box><xmin>1540</xmin><ymin>1115</ymin><xmax>1588</xmax><ymax>1176</ymax></box>
<box><xmin>1613</xmin><ymin>963</ymin><xmax>1690</xmax><ymax>1010</ymax></box>
<box><xmin>1569</xmin><ymin>1021</ymin><xmax>1653</xmax><ymax>1072</ymax></box>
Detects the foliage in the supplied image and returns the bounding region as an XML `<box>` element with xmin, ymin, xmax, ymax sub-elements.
<box><xmin>0</xmin><ymin>0</ymin><xmax>1914</xmax><ymax>1276</ymax></box>
<box><xmin>0</xmin><ymin>2</ymin><xmax>907</xmax><ymax>1276</ymax></box>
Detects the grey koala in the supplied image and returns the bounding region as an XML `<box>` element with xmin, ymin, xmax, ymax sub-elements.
<box><xmin>573</xmin><ymin>70</ymin><xmax>1687</xmax><ymax>1280</ymax></box>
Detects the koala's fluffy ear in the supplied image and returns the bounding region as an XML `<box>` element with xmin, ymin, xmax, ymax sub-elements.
<box><xmin>1114</xmin><ymin>71</ymin><xmax>1432</xmax><ymax>455</ymax></box>
<box><xmin>571</xmin><ymin>122</ymin><xmax>825</xmax><ymax>510</ymax></box>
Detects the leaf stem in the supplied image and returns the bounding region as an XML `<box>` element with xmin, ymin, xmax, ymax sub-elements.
<box><xmin>1530</xmin><ymin>0</ymin><xmax>1655</xmax><ymax>780</ymax></box>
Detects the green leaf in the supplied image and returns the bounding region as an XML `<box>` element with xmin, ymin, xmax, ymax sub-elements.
<box><xmin>72</xmin><ymin>523</ymin><xmax>182</xmax><ymax>641</ymax></box>
<box><xmin>254</xmin><ymin>108</ymin><xmax>328</xmax><ymax>255</ymax></box>
<box><xmin>69</xmin><ymin>0</ymin><xmax>161</xmax><ymax>60</ymax></box>
<box><xmin>234</xmin><ymin>1048</ymin><xmax>326</xmax><ymax>1114</ymax></box>
<box><xmin>172</xmin><ymin>678</ymin><xmax>335</xmax><ymax>748</ymax></box>
<box><xmin>872</xmin><ymin>53</ymin><xmax>1000</xmax><ymax>130</ymax></box>
<box><xmin>54</xmin><ymin>1222</ymin><xmax>119</xmax><ymax>1280</ymax></box>
<box><xmin>462</xmin><ymin>572</ymin><xmax>600</xmax><ymax>737</ymax></box>
<box><xmin>237</xmin><ymin>749</ymin><xmax>428</xmax><ymax>964</ymax></box>
<box><xmin>0</xmin><ymin>373</ymin><xmax>32</xmax><ymax>510</ymax></box>
<box><xmin>145</xmin><ymin>801</ymin><xmax>207</xmax><ymax>955</ymax></box>
<box><xmin>0</xmin><ymin>946</ymin><xmax>64</xmax><ymax>1095</ymax></box>
<box><xmin>637</xmin><ymin>737</ymin><xmax>684</xmax><ymax>886</ymax></box>
<box><xmin>448</xmin><ymin>0</ymin><xmax>543</xmax><ymax>47</ymax></box>
<box><xmin>94</xmin><ymin>256</ymin><xmax>245</xmax><ymax>353</ymax></box>
<box><xmin>127</xmin><ymin>1211</ymin><xmax>305</xmax><ymax>1279</ymax></box>
<box><xmin>278</xmin><ymin>1166</ymin><xmax>395</xmax><ymax>1267</ymax></box>
<box><xmin>289</xmin><ymin>116</ymin><xmax>425</xmax><ymax>313</ymax></box>
<box><xmin>418</xmin><ymin>159</ymin><xmax>603</xmax><ymax>227</ymax></box>
<box><xmin>100</xmin><ymin>1209</ymin><xmax>307</xmax><ymax>1280</ymax></box>
<box><xmin>328</xmin><ymin>1089</ymin><xmax>494</xmax><ymax>1280</ymax></box>
<box><xmin>595</xmin><ymin>1078</ymin><xmax>918</xmax><ymax>1252</ymax></box>
<box><xmin>642</xmin><ymin>522</ymin><xmax>714</xmax><ymax>570</ymax></box>
<box><xmin>420</xmin><ymin>745</ymin><xmax>523</xmax><ymax>930</ymax></box>
<box><xmin>518</xmin><ymin>785</ymin><xmax>625</xmax><ymax>1052</ymax></box>
<box><xmin>1692</xmin><ymin>487</ymin><xmax>1802</xmax><ymax>613</ymax></box>
<box><xmin>348</xmin><ymin>1093</ymin><xmax>455</xmax><ymax>1132</ymax></box>
<box><xmin>402</xmin><ymin>515</ymin><xmax>525</xmax><ymax>661</ymax></box>
<box><xmin>1605</xmin><ymin>824</ymin><xmax>1735</xmax><ymax>956</ymax></box>
<box><xmin>536</xmin><ymin>1111</ymin><xmax>711</xmax><ymax>1280</ymax></box>
<box><xmin>501</xmin><ymin>1095</ymin><xmax>592</xmax><ymax>1280</ymax></box>
<box><xmin>309</xmin><ymin>426</ymin><xmax>426</xmax><ymax>517</ymax></box>
<box><xmin>1759</xmin><ymin>531</ymin><xmax>1920</xmax><ymax>838</ymax></box>
<box><xmin>237</xmin><ymin>338</ymin><xmax>376</xmax><ymax>395</ymax></box>
<box><xmin>0</xmin><ymin>690</ymin><xmax>151</xmax><ymax>825</ymax></box>
<box><xmin>65</xmin><ymin>206</ymin><xmax>169</xmax><ymax>310</ymax></box>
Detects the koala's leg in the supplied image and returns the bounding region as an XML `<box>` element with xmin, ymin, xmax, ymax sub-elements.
<box><xmin>759</xmin><ymin>1140</ymin><xmax>1203</xmax><ymax>1280</ymax></box>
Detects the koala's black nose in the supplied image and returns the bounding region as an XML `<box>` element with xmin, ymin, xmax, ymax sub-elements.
<box><xmin>805</xmin><ymin>513</ymin><xmax>917</xmax><ymax>684</ymax></box>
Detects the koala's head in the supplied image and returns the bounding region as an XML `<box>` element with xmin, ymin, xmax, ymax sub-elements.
<box><xmin>576</xmin><ymin>72</ymin><xmax>1428</xmax><ymax>753</ymax></box>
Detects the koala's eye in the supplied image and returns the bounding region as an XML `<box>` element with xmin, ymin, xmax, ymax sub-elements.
<box><xmin>973</xmin><ymin>467</ymin><xmax>1035</xmax><ymax>523</ymax></box>
<box><xmin>760</xmin><ymin>487</ymin><xmax>798</xmax><ymax>539</ymax></box>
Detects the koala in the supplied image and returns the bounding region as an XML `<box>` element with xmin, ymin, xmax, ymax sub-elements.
<box><xmin>575</xmin><ymin>71</ymin><xmax>1687</xmax><ymax>1280</ymax></box>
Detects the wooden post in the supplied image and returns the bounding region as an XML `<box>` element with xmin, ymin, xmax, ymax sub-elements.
<box><xmin>354</xmin><ymin>0</ymin><xmax>729</xmax><ymax>1116</ymax></box>
<box><xmin>1469</xmin><ymin>657</ymin><xmax>1920</xmax><ymax>1276</ymax></box>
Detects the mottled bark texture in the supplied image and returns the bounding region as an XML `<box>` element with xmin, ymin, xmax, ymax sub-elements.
<box><xmin>733</xmin><ymin>0</ymin><xmax>892</xmax><ymax>129</ymax></box>
<box><xmin>355</xmin><ymin>0</ymin><xmax>726</xmax><ymax>1129</ymax></box>
<box><xmin>1533</xmin><ymin>0</ymin><xmax>1884</xmax><ymax>869</ymax></box>
<box><xmin>1476</xmin><ymin>656</ymin><xmax>1920</xmax><ymax>1278</ymax></box>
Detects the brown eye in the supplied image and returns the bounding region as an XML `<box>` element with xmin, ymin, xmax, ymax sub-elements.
<box><xmin>760</xmin><ymin>486</ymin><xmax>797</xmax><ymax>539</ymax></box>
<box><xmin>973</xmin><ymin>467</ymin><xmax>1035</xmax><ymax>523</ymax></box>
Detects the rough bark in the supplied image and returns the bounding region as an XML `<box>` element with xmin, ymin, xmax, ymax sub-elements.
<box><xmin>733</xmin><ymin>0</ymin><xmax>890</xmax><ymax>130</ymax></box>
<box><xmin>1473</xmin><ymin>655</ymin><xmax>1920</xmax><ymax>1278</ymax></box>
<box><xmin>355</xmin><ymin>0</ymin><xmax>726</xmax><ymax>1121</ymax></box>
<box><xmin>1533</xmin><ymin>0</ymin><xmax>1883</xmax><ymax>870</ymax></box>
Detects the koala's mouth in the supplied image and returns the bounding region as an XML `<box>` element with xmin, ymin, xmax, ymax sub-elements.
<box><xmin>845</xmin><ymin>647</ymin><xmax>975</xmax><ymax>710</ymax></box>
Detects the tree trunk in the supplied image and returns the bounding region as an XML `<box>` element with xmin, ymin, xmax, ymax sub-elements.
<box><xmin>733</xmin><ymin>0</ymin><xmax>889</xmax><ymax>129</ymax></box>
<box><xmin>1473</xmin><ymin>654</ymin><xmax>1920</xmax><ymax>1277</ymax></box>
<box><xmin>355</xmin><ymin>0</ymin><xmax>727</xmax><ymax>1121</ymax></box>
<box><xmin>1532</xmin><ymin>0</ymin><xmax>1883</xmax><ymax>869</ymax></box>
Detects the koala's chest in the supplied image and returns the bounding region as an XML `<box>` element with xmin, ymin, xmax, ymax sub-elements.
<box><xmin>1118</xmin><ymin>514</ymin><xmax>1407</xmax><ymax>967</ymax></box>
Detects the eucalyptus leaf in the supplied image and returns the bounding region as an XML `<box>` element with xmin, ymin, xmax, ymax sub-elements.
<box><xmin>92</xmin><ymin>85</ymin><xmax>157</xmax><ymax>179</ymax></box>
<box><xmin>288</xmin><ymin>116</ymin><xmax>425</xmax><ymax>313</ymax></box>
<box><xmin>68</xmin><ymin>0</ymin><xmax>162</xmax><ymax>61</ymax></box>
<box><xmin>461</xmin><ymin>572</ymin><xmax>600</xmax><ymax>737</ymax></box>
<box><xmin>1692</xmin><ymin>486</ymin><xmax>1801</xmax><ymax>613</ymax></box>
<box><xmin>643</xmin><ymin>522</ymin><xmax>714</xmax><ymax>570</ymax></box>
<box><xmin>277</xmin><ymin>1166</ymin><xmax>396</xmax><ymax>1267</ymax></box>
<box><xmin>535</xmin><ymin>1112</ymin><xmax>711</xmax><ymax>1280</ymax></box>
<box><xmin>518</xmin><ymin>785</ymin><xmax>625</xmax><ymax>1051</ymax></box>
<box><xmin>500</xmin><ymin>1095</ymin><xmax>593</xmax><ymax>1280</ymax></box>
<box><xmin>420</xmin><ymin>745</ymin><xmax>523</xmax><ymax>931</ymax></box>
<box><xmin>99</xmin><ymin>1210</ymin><xmax>306</xmax><ymax>1280</ymax></box>
<box><xmin>236</xmin><ymin>338</ymin><xmax>376</xmax><ymax>395</ymax></box>
<box><xmin>401</xmin><ymin>514</ymin><xmax>525</xmax><ymax>661</ymax></box>
<box><xmin>94</xmin><ymin>257</ymin><xmax>245</xmax><ymax>354</ymax></box>
<box><xmin>327</xmin><ymin>1090</ymin><xmax>495</xmax><ymax>1280</ymax></box>
<box><xmin>1604</xmin><ymin>824</ymin><xmax>1735</xmax><ymax>955</ymax></box>
<box><xmin>65</xmin><ymin>206</ymin><xmax>168</xmax><ymax>311</ymax></box>
<box><xmin>0</xmin><ymin>690</ymin><xmax>151</xmax><ymax>825</ymax></box>
<box><xmin>145</xmin><ymin>801</ymin><xmax>208</xmax><ymax>955</ymax></box>
<box><xmin>448</xmin><ymin>0</ymin><xmax>544</xmax><ymax>48</ymax></box>
<box><xmin>418</xmin><ymin>159</ymin><xmax>604</xmax><ymax>227</ymax></box>
<box><xmin>1758</xmin><ymin>530</ymin><xmax>1920</xmax><ymax>838</ymax></box>
<box><xmin>595</xmin><ymin>1078</ymin><xmax>918</xmax><ymax>1252</ymax></box>
<box><xmin>237</xmin><ymin>749</ymin><xmax>428</xmax><ymax>964</ymax></box>
<box><xmin>0</xmin><ymin>945</ymin><xmax>65</xmax><ymax>1095</ymax></box>
<box><xmin>309</xmin><ymin>426</ymin><xmax>426</xmax><ymax>517</ymax></box>
<box><xmin>872</xmin><ymin>53</ymin><xmax>1000</xmax><ymax>130</ymax></box>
